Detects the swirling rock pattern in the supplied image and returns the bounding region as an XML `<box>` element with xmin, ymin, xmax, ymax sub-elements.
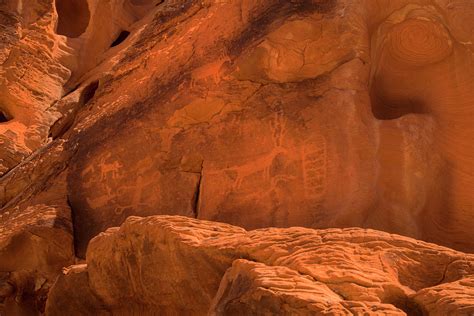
<box><xmin>387</xmin><ymin>18</ymin><xmax>453</xmax><ymax>66</ymax></box>
<box><xmin>368</xmin><ymin>2</ymin><xmax>474</xmax><ymax>251</ymax></box>
<box><xmin>46</xmin><ymin>216</ymin><xmax>474</xmax><ymax>315</ymax></box>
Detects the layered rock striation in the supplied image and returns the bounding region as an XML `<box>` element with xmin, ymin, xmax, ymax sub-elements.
<box><xmin>45</xmin><ymin>216</ymin><xmax>474</xmax><ymax>315</ymax></box>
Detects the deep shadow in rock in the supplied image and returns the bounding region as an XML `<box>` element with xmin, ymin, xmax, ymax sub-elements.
<box><xmin>55</xmin><ymin>0</ymin><xmax>90</xmax><ymax>38</ymax></box>
<box><xmin>110</xmin><ymin>31</ymin><xmax>131</xmax><ymax>48</ymax></box>
<box><xmin>0</xmin><ymin>110</ymin><xmax>11</xmax><ymax>123</ymax></box>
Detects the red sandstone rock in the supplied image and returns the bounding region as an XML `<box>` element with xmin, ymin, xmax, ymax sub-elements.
<box><xmin>0</xmin><ymin>0</ymin><xmax>473</xmax><ymax>314</ymax></box>
<box><xmin>1</xmin><ymin>0</ymin><xmax>473</xmax><ymax>254</ymax></box>
<box><xmin>209</xmin><ymin>259</ymin><xmax>405</xmax><ymax>315</ymax></box>
<box><xmin>413</xmin><ymin>276</ymin><xmax>474</xmax><ymax>315</ymax></box>
<box><xmin>0</xmin><ymin>169</ymin><xmax>74</xmax><ymax>314</ymax></box>
<box><xmin>45</xmin><ymin>216</ymin><xmax>474</xmax><ymax>315</ymax></box>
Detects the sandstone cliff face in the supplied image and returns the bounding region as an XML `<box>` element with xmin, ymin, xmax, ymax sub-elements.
<box><xmin>1</xmin><ymin>0</ymin><xmax>473</xmax><ymax>255</ymax></box>
<box><xmin>0</xmin><ymin>0</ymin><xmax>473</xmax><ymax>314</ymax></box>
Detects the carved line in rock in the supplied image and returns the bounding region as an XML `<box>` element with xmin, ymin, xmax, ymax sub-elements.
<box><xmin>55</xmin><ymin>0</ymin><xmax>90</xmax><ymax>38</ymax></box>
<box><xmin>302</xmin><ymin>136</ymin><xmax>326</xmax><ymax>201</ymax></box>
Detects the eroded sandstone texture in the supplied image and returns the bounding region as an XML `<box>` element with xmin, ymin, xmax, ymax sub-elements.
<box><xmin>0</xmin><ymin>0</ymin><xmax>473</xmax><ymax>314</ymax></box>
<box><xmin>44</xmin><ymin>216</ymin><xmax>474</xmax><ymax>315</ymax></box>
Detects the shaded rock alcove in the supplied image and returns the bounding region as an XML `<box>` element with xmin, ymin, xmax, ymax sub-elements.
<box><xmin>55</xmin><ymin>0</ymin><xmax>90</xmax><ymax>38</ymax></box>
<box><xmin>0</xmin><ymin>110</ymin><xmax>11</xmax><ymax>123</ymax></box>
<box><xmin>110</xmin><ymin>30</ymin><xmax>131</xmax><ymax>48</ymax></box>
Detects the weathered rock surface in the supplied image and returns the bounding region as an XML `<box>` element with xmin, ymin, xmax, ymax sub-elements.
<box><xmin>0</xmin><ymin>0</ymin><xmax>473</xmax><ymax>314</ymax></box>
<box><xmin>209</xmin><ymin>259</ymin><xmax>405</xmax><ymax>315</ymax></box>
<box><xmin>0</xmin><ymin>0</ymin><xmax>70</xmax><ymax>176</ymax></box>
<box><xmin>45</xmin><ymin>216</ymin><xmax>474</xmax><ymax>315</ymax></box>
<box><xmin>0</xmin><ymin>174</ymin><xmax>74</xmax><ymax>314</ymax></box>
<box><xmin>413</xmin><ymin>276</ymin><xmax>474</xmax><ymax>315</ymax></box>
<box><xmin>1</xmin><ymin>0</ymin><xmax>473</xmax><ymax>258</ymax></box>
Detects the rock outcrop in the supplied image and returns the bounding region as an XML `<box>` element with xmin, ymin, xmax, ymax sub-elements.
<box><xmin>45</xmin><ymin>216</ymin><xmax>474</xmax><ymax>315</ymax></box>
<box><xmin>1</xmin><ymin>0</ymin><xmax>473</xmax><ymax>257</ymax></box>
<box><xmin>0</xmin><ymin>0</ymin><xmax>70</xmax><ymax>176</ymax></box>
<box><xmin>0</xmin><ymin>0</ymin><xmax>473</xmax><ymax>314</ymax></box>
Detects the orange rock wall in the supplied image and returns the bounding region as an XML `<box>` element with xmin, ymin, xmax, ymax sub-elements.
<box><xmin>0</xmin><ymin>0</ymin><xmax>473</xmax><ymax>314</ymax></box>
<box><xmin>0</xmin><ymin>0</ymin><xmax>473</xmax><ymax>250</ymax></box>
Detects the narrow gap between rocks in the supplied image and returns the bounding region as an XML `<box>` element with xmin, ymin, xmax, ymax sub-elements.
<box><xmin>385</xmin><ymin>295</ymin><xmax>424</xmax><ymax>316</ymax></box>
<box><xmin>49</xmin><ymin>80</ymin><xmax>100</xmax><ymax>140</ymax></box>
<box><xmin>192</xmin><ymin>162</ymin><xmax>204</xmax><ymax>218</ymax></box>
<box><xmin>67</xmin><ymin>196</ymin><xmax>80</xmax><ymax>258</ymax></box>
<box><xmin>131</xmin><ymin>0</ymin><xmax>160</xmax><ymax>5</ymax></box>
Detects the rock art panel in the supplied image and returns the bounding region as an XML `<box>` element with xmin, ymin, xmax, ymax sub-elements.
<box><xmin>0</xmin><ymin>0</ymin><xmax>473</xmax><ymax>255</ymax></box>
<box><xmin>1</xmin><ymin>0</ymin><xmax>473</xmax><ymax>314</ymax></box>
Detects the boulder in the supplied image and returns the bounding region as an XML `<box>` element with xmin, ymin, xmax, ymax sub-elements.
<box><xmin>46</xmin><ymin>216</ymin><xmax>474</xmax><ymax>315</ymax></box>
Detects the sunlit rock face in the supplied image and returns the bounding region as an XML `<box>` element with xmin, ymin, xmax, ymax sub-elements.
<box><xmin>45</xmin><ymin>216</ymin><xmax>474</xmax><ymax>315</ymax></box>
<box><xmin>0</xmin><ymin>0</ymin><xmax>69</xmax><ymax>176</ymax></box>
<box><xmin>0</xmin><ymin>0</ymin><xmax>473</xmax><ymax>313</ymax></box>
<box><xmin>0</xmin><ymin>0</ymin><xmax>160</xmax><ymax>177</ymax></box>
<box><xmin>52</xmin><ymin>0</ymin><xmax>474</xmax><ymax>255</ymax></box>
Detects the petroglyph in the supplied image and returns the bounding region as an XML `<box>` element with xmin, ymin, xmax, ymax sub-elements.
<box><xmin>302</xmin><ymin>136</ymin><xmax>327</xmax><ymax>202</ymax></box>
<box><xmin>222</xmin><ymin>147</ymin><xmax>291</xmax><ymax>190</ymax></box>
<box><xmin>270</xmin><ymin>100</ymin><xmax>286</xmax><ymax>147</ymax></box>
